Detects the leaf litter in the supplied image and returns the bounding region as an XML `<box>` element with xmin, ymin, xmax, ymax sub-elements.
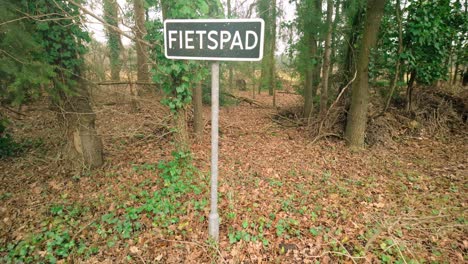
<box><xmin>0</xmin><ymin>90</ymin><xmax>466</xmax><ymax>263</ymax></box>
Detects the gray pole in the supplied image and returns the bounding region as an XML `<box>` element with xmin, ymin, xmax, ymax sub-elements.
<box><xmin>208</xmin><ymin>62</ymin><xmax>220</xmax><ymax>241</ymax></box>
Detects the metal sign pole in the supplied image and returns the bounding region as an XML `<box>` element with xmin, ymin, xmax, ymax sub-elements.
<box><xmin>208</xmin><ymin>62</ymin><xmax>220</xmax><ymax>241</ymax></box>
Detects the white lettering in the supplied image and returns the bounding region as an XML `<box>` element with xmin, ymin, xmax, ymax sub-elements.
<box><xmin>207</xmin><ymin>31</ymin><xmax>218</xmax><ymax>50</ymax></box>
<box><xmin>220</xmin><ymin>31</ymin><xmax>231</xmax><ymax>49</ymax></box>
<box><xmin>245</xmin><ymin>31</ymin><xmax>258</xmax><ymax>50</ymax></box>
<box><xmin>168</xmin><ymin>30</ymin><xmax>177</xmax><ymax>49</ymax></box>
<box><xmin>185</xmin><ymin>30</ymin><xmax>194</xmax><ymax>49</ymax></box>
<box><xmin>230</xmin><ymin>31</ymin><xmax>243</xmax><ymax>50</ymax></box>
<box><xmin>179</xmin><ymin>31</ymin><xmax>183</xmax><ymax>49</ymax></box>
<box><xmin>195</xmin><ymin>30</ymin><xmax>207</xmax><ymax>49</ymax></box>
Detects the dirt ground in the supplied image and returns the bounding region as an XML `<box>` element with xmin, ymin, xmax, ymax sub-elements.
<box><xmin>0</xmin><ymin>87</ymin><xmax>466</xmax><ymax>263</ymax></box>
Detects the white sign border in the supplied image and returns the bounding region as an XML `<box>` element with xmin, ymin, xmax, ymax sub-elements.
<box><xmin>163</xmin><ymin>18</ymin><xmax>265</xmax><ymax>62</ymax></box>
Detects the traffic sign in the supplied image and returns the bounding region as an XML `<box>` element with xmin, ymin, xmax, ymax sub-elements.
<box><xmin>164</xmin><ymin>19</ymin><xmax>265</xmax><ymax>61</ymax></box>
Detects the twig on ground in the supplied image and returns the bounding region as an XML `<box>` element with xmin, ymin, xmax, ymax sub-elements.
<box><xmin>309</xmin><ymin>70</ymin><xmax>357</xmax><ymax>144</ymax></box>
<box><xmin>71</xmin><ymin>219</ymin><xmax>96</xmax><ymax>242</ymax></box>
<box><xmin>156</xmin><ymin>238</ymin><xmax>226</xmax><ymax>263</ymax></box>
<box><xmin>222</xmin><ymin>92</ymin><xmax>267</xmax><ymax>108</ymax></box>
<box><xmin>1</xmin><ymin>105</ymin><xmax>26</xmax><ymax>117</ymax></box>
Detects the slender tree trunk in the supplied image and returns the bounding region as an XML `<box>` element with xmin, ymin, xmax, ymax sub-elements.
<box><xmin>345</xmin><ymin>0</ymin><xmax>387</xmax><ymax>149</ymax></box>
<box><xmin>453</xmin><ymin>62</ymin><xmax>459</xmax><ymax>84</ymax></box>
<box><xmin>258</xmin><ymin>0</ymin><xmax>276</xmax><ymax>96</ymax></box>
<box><xmin>227</xmin><ymin>0</ymin><xmax>234</xmax><ymax>91</ymax></box>
<box><xmin>383</xmin><ymin>0</ymin><xmax>403</xmax><ymax>113</ymax></box>
<box><xmin>103</xmin><ymin>0</ymin><xmax>122</xmax><ymax>81</ymax></box>
<box><xmin>251</xmin><ymin>63</ymin><xmax>256</xmax><ymax>99</ymax></box>
<box><xmin>62</xmin><ymin>78</ymin><xmax>103</xmax><ymax>168</ymax></box>
<box><xmin>320</xmin><ymin>0</ymin><xmax>333</xmax><ymax>115</ymax></box>
<box><xmin>134</xmin><ymin>0</ymin><xmax>149</xmax><ymax>82</ymax></box>
<box><xmin>330</xmin><ymin>0</ymin><xmax>340</xmax><ymax>78</ymax></box>
<box><xmin>340</xmin><ymin>4</ymin><xmax>365</xmax><ymax>92</ymax></box>
<box><xmin>193</xmin><ymin>82</ymin><xmax>203</xmax><ymax>138</ymax></box>
<box><xmin>270</xmin><ymin>0</ymin><xmax>277</xmax><ymax>101</ymax></box>
<box><xmin>303</xmin><ymin>38</ymin><xmax>318</xmax><ymax>121</ymax></box>
<box><xmin>406</xmin><ymin>69</ymin><xmax>416</xmax><ymax>112</ymax></box>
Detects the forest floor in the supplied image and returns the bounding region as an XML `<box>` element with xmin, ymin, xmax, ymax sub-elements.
<box><xmin>0</xmin><ymin>87</ymin><xmax>466</xmax><ymax>263</ymax></box>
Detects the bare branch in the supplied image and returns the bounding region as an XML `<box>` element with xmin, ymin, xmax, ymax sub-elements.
<box><xmin>68</xmin><ymin>0</ymin><xmax>155</xmax><ymax>49</ymax></box>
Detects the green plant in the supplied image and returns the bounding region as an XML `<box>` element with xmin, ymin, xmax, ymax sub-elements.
<box><xmin>131</xmin><ymin>163</ymin><xmax>156</xmax><ymax>174</ymax></box>
<box><xmin>0</xmin><ymin>118</ymin><xmax>20</xmax><ymax>158</ymax></box>
<box><xmin>227</xmin><ymin>217</ymin><xmax>271</xmax><ymax>247</ymax></box>
<box><xmin>276</xmin><ymin>218</ymin><xmax>300</xmax><ymax>238</ymax></box>
<box><xmin>2</xmin><ymin>203</ymin><xmax>94</xmax><ymax>263</ymax></box>
<box><xmin>280</xmin><ymin>195</ymin><xmax>296</xmax><ymax>213</ymax></box>
<box><xmin>309</xmin><ymin>226</ymin><xmax>323</xmax><ymax>236</ymax></box>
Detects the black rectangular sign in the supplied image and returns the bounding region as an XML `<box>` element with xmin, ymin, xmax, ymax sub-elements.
<box><xmin>164</xmin><ymin>19</ymin><xmax>264</xmax><ymax>61</ymax></box>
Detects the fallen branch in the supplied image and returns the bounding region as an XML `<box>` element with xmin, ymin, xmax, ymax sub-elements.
<box><xmin>310</xmin><ymin>133</ymin><xmax>342</xmax><ymax>144</ymax></box>
<box><xmin>277</xmin><ymin>91</ymin><xmax>300</xmax><ymax>95</ymax></box>
<box><xmin>1</xmin><ymin>105</ymin><xmax>26</xmax><ymax>117</ymax></box>
<box><xmin>222</xmin><ymin>92</ymin><xmax>267</xmax><ymax>108</ymax></box>
<box><xmin>97</xmin><ymin>81</ymin><xmax>157</xmax><ymax>86</ymax></box>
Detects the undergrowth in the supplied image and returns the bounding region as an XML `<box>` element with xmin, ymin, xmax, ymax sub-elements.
<box><xmin>0</xmin><ymin>150</ymin><xmax>206</xmax><ymax>263</ymax></box>
<box><xmin>0</xmin><ymin>118</ymin><xmax>43</xmax><ymax>159</ymax></box>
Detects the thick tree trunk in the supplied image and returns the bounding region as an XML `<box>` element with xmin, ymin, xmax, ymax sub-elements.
<box><xmin>134</xmin><ymin>0</ymin><xmax>149</xmax><ymax>82</ymax></box>
<box><xmin>193</xmin><ymin>82</ymin><xmax>203</xmax><ymax>138</ymax></box>
<box><xmin>63</xmin><ymin>79</ymin><xmax>103</xmax><ymax>168</ymax></box>
<box><xmin>345</xmin><ymin>0</ymin><xmax>386</xmax><ymax>149</ymax></box>
<box><xmin>103</xmin><ymin>0</ymin><xmax>122</xmax><ymax>81</ymax></box>
<box><xmin>320</xmin><ymin>0</ymin><xmax>333</xmax><ymax>115</ymax></box>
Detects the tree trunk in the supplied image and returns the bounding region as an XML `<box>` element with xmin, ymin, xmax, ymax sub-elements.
<box><xmin>340</xmin><ymin>3</ymin><xmax>365</xmax><ymax>92</ymax></box>
<box><xmin>303</xmin><ymin>38</ymin><xmax>317</xmax><ymax>121</ymax></box>
<box><xmin>383</xmin><ymin>0</ymin><xmax>403</xmax><ymax>113</ymax></box>
<box><xmin>103</xmin><ymin>0</ymin><xmax>122</xmax><ymax>81</ymax></box>
<box><xmin>193</xmin><ymin>82</ymin><xmax>203</xmax><ymax>138</ymax></box>
<box><xmin>345</xmin><ymin>0</ymin><xmax>386</xmax><ymax>149</ymax></box>
<box><xmin>62</xmin><ymin>79</ymin><xmax>103</xmax><ymax>168</ymax></box>
<box><xmin>329</xmin><ymin>0</ymin><xmax>340</xmax><ymax>78</ymax></box>
<box><xmin>406</xmin><ymin>69</ymin><xmax>416</xmax><ymax>112</ymax></box>
<box><xmin>175</xmin><ymin>108</ymin><xmax>189</xmax><ymax>151</ymax></box>
<box><xmin>453</xmin><ymin>62</ymin><xmax>459</xmax><ymax>85</ymax></box>
<box><xmin>251</xmin><ymin>62</ymin><xmax>256</xmax><ymax>99</ymax></box>
<box><xmin>160</xmin><ymin>0</ymin><xmax>189</xmax><ymax>150</ymax></box>
<box><xmin>302</xmin><ymin>0</ymin><xmax>322</xmax><ymax>122</ymax></box>
<box><xmin>134</xmin><ymin>0</ymin><xmax>149</xmax><ymax>82</ymax></box>
<box><xmin>258</xmin><ymin>0</ymin><xmax>276</xmax><ymax>96</ymax></box>
<box><xmin>227</xmin><ymin>0</ymin><xmax>233</xmax><ymax>91</ymax></box>
<box><xmin>320</xmin><ymin>0</ymin><xmax>333</xmax><ymax>115</ymax></box>
<box><xmin>270</xmin><ymin>0</ymin><xmax>277</xmax><ymax>101</ymax></box>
